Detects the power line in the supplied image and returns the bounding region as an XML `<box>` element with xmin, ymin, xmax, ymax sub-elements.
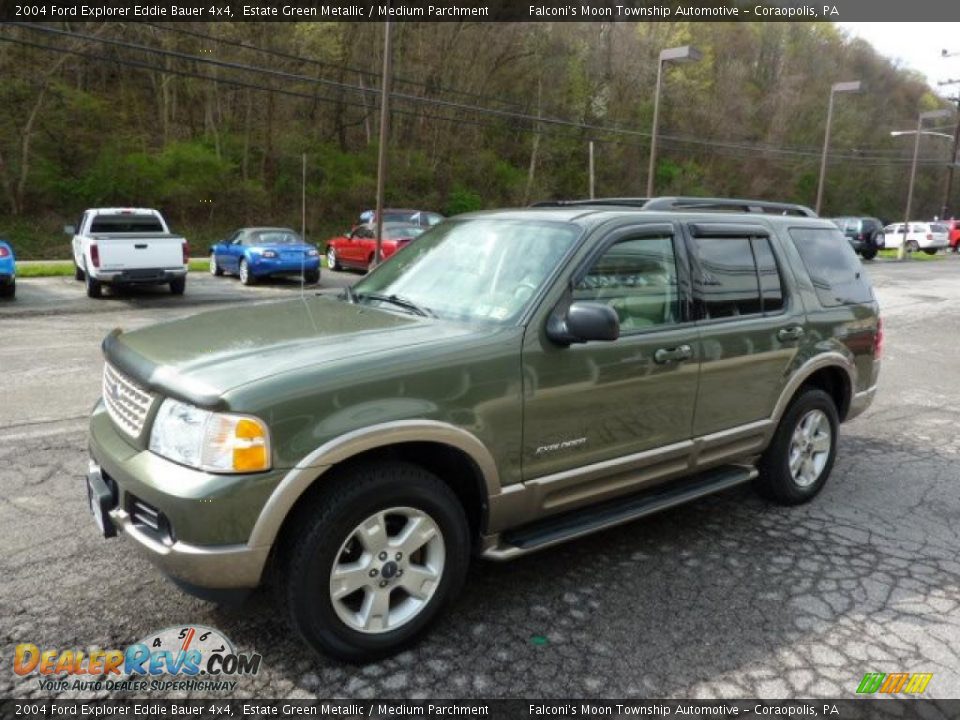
<box><xmin>0</xmin><ymin>27</ymin><xmax>953</xmax><ymax>169</ymax></box>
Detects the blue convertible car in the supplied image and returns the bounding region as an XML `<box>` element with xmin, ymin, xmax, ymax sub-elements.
<box><xmin>0</xmin><ymin>238</ymin><xmax>15</xmax><ymax>299</ymax></box>
<box><xmin>209</xmin><ymin>227</ymin><xmax>320</xmax><ymax>285</ymax></box>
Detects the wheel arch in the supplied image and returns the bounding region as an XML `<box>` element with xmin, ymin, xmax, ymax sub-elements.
<box><xmin>248</xmin><ymin>421</ymin><xmax>500</xmax><ymax>555</ymax></box>
<box><xmin>772</xmin><ymin>354</ymin><xmax>854</xmax><ymax>425</ymax></box>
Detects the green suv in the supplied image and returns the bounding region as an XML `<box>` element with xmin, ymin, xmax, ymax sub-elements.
<box><xmin>86</xmin><ymin>199</ymin><xmax>880</xmax><ymax>661</ymax></box>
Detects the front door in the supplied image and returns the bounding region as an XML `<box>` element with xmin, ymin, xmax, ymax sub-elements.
<box><xmin>521</xmin><ymin>223</ymin><xmax>700</xmax><ymax>513</ymax></box>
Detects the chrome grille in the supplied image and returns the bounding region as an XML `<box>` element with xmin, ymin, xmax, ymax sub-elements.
<box><xmin>102</xmin><ymin>363</ymin><xmax>154</xmax><ymax>438</ymax></box>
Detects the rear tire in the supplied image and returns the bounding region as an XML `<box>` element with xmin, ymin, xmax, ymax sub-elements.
<box><xmin>326</xmin><ymin>247</ymin><xmax>341</xmax><ymax>271</ymax></box>
<box><xmin>279</xmin><ymin>461</ymin><xmax>470</xmax><ymax>662</ymax></box>
<box><xmin>85</xmin><ymin>270</ymin><xmax>102</xmax><ymax>299</ymax></box>
<box><xmin>170</xmin><ymin>277</ymin><xmax>186</xmax><ymax>295</ymax></box>
<box><xmin>860</xmin><ymin>246</ymin><xmax>878</xmax><ymax>260</ymax></box>
<box><xmin>0</xmin><ymin>279</ymin><xmax>14</xmax><ymax>299</ymax></box>
<box><xmin>305</xmin><ymin>269</ymin><xmax>320</xmax><ymax>285</ymax></box>
<box><xmin>923</xmin><ymin>248</ymin><xmax>938</xmax><ymax>256</ymax></box>
<box><xmin>755</xmin><ymin>388</ymin><xmax>839</xmax><ymax>505</ymax></box>
<box><xmin>240</xmin><ymin>258</ymin><xmax>255</xmax><ymax>286</ymax></box>
<box><xmin>209</xmin><ymin>253</ymin><xmax>223</xmax><ymax>276</ymax></box>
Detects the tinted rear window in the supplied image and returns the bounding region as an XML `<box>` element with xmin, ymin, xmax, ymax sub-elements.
<box><xmin>931</xmin><ymin>224</ymin><xmax>948</xmax><ymax>233</ymax></box>
<box><xmin>789</xmin><ymin>227</ymin><xmax>873</xmax><ymax>307</ymax></box>
<box><xmin>90</xmin><ymin>215</ymin><xmax>164</xmax><ymax>233</ymax></box>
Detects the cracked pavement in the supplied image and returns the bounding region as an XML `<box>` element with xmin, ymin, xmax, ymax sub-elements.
<box><xmin>1</xmin><ymin>259</ymin><xmax>959</xmax><ymax>700</ymax></box>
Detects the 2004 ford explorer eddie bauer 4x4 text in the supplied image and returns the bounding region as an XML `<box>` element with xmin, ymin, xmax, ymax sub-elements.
<box><xmin>85</xmin><ymin>198</ymin><xmax>881</xmax><ymax>661</ymax></box>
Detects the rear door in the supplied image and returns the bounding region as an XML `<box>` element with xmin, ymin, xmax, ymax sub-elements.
<box><xmin>520</xmin><ymin>222</ymin><xmax>701</xmax><ymax>512</ymax></box>
<box><xmin>685</xmin><ymin>223</ymin><xmax>804</xmax><ymax>440</ymax></box>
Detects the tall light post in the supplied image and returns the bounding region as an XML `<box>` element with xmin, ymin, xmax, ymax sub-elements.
<box><xmin>646</xmin><ymin>45</ymin><xmax>701</xmax><ymax>198</ymax></box>
<box><xmin>891</xmin><ymin>108</ymin><xmax>953</xmax><ymax>259</ymax></box>
<box><xmin>373</xmin><ymin>20</ymin><xmax>393</xmax><ymax>268</ymax></box>
<box><xmin>939</xmin><ymin>49</ymin><xmax>960</xmax><ymax>218</ymax></box>
<box><xmin>815</xmin><ymin>80</ymin><xmax>861</xmax><ymax>215</ymax></box>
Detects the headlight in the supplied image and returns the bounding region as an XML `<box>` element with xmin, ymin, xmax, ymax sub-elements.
<box><xmin>148</xmin><ymin>399</ymin><xmax>271</xmax><ymax>473</ymax></box>
<box><xmin>307</xmin><ymin>249</ymin><xmax>319</xmax><ymax>257</ymax></box>
<box><xmin>261</xmin><ymin>249</ymin><xmax>278</xmax><ymax>258</ymax></box>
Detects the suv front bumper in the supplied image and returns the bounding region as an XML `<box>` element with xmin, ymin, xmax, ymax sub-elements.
<box><xmin>87</xmin><ymin>402</ymin><xmax>280</xmax><ymax>593</ymax></box>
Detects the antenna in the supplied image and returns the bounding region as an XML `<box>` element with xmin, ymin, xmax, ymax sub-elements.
<box><xmin>301</xmin><ymin>152</ymin><xmax>306</xmax><ymax>301</ymax></box>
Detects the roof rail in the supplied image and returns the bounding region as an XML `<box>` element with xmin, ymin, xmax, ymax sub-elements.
<box><xmin>642</xmin><ymin>196</ymin><xmax>818</xmax><ymax>217</ymax></box>
<box><xmin>530</xmin><ymin>196</ymin><xmax>817</xmax><ymax>217</ymax></box>
<box><xmin>530</xmin><ymin>197</ymin><xmax>649</xmax><ymax>208</ymax></box>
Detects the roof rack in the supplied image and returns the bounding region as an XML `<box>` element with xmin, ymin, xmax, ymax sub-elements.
<box><xmin>531</xmin><ymin>196</ymin><xmax>817</xmax><ymax>217</ymax></box>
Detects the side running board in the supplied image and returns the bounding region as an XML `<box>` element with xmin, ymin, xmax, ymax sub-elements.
<box><xmin>484</xmin><ymin>464</ymin><xmax>757</xmax><ymax>560</ymax></box>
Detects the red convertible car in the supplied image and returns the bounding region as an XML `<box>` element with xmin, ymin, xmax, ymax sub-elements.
<box><xmin>326</xmin><ymin>223</ymin><xmax>426</xmax><ymax>271</ymax></box>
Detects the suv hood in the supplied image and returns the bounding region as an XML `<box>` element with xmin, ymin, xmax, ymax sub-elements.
<box><xmin>104</xmin><ymin>296</ymin><xmax>484</xmax><ymax>408</ymax></box>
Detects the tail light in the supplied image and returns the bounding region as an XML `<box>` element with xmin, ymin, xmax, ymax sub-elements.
<box><xmin>0</xmin><ymin>247</ymin><xmax>9</xmax><ymax>258</ymax></box>
<box><xmin>874</xmin><ymin>317</ymin><xmax>884</xmax><ymax>360</ymax></box>
<box><xmin>90</xmin><ymin>244</ymin><xmax>100</xmax><ymax>268</ymax></box>
<box><xmin>182</xmin><ymin>242</ymin><xmax>190</xmax><ymax>265</ymax></box>
<box><xmin>926</xmin><ymin>233</ymin><xmax>933</xmax><ymax>241</ymax></box>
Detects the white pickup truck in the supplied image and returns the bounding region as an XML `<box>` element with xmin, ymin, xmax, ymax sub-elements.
<box><xmin>67</xmin><ymin>208</ymin><xmax>188</xmax><ymax>298</ymax></box>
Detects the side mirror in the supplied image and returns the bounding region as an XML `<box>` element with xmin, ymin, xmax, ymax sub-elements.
<box><xmin>64</xmin><ymin>225</ymin><xmax>76</xmax><ymax>235</ymax></box>
<box><xmin>547</xmin><ymin>301</ymin><xmax>620</xmax><ymax>345</ymax></box>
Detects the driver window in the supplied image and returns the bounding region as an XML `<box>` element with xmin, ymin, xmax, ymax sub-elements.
<box><xmin>574</xmin><ymin>235</ymin><xmax>680</xmax><ymax>333</ymax></box>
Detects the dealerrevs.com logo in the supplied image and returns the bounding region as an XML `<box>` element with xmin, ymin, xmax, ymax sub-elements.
<box><xmin>856</xmin><ymin>672</ymin><xmax>933</xmax><ymax>694</ymax></box>
<box><xmin>14</xmin><ymin>625</ymin><xmax>262</xmax><ymax>693</ymax></box>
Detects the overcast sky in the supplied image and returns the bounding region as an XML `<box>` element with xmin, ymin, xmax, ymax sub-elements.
<box><xmin>838</xmin><ymin>23</ymin><xmax>960</xmax><ymax>95</ymax></box>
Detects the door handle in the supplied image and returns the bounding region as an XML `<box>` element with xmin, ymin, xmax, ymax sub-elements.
<box><xmin>777</xmin><ymin>326</ymin><xmax>805</xmax><ymax>342</ymax></box>
<box><xmin>654</xmin><ymin>344</ymin><xmax>693</xmax><ymax>364</ymax></box>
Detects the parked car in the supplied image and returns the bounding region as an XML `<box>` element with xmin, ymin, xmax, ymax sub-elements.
<box><xmin>326</xmin><ymin>223</ymin><xmax>426</xmax><ymax>271</ymax></box>
<box><xmin>829</xmin><ymin>216</ymin><xmax>882</xmax><ymax>259</ymax></box>
<box><xmin>209</xmin><ymin>228</ymin><xmax>320</xmax><ymax>286</ymax></box>
<box><xmin>86</xmin><ymin>197</ymin><xmax>880</xmax><ymax>661</ymax></box>
<box><xmin>68</xmin><ymin>208</ymin><xmax>188</xmax><ymax>298</ymax></box>
<box><xmin>0</xmin><ymin>238</ymin><xmax>15</xmax><ymax>299</ymax></box>
<box><xmin>943</xmin><ymin>218</ymin><xmax>960</xmax><ymax>251</ymax></box>
<box><xmin>879</xmin><ymin>222</ymin><xmax>949</xmax><ymax>254</ymax></box>
<box><xmin>358</xmin><ymin>209</ymin><xmax>444</xmax><ymax>228</ymax></box>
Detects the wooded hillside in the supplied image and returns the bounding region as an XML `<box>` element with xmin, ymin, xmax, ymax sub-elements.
<box><xmin>0</xmin><ymin>21</ymin><xmax>949</xmax><ymax>257</ymax></box>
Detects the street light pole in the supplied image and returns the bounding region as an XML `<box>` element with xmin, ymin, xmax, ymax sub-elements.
<box><xmin>939</xmin><ymin>51</ymin><xmax>960</xmax><ymax>218</ymax></box>
<box><xmin>646</xmin><ymin>45</ymin><xmax>701</xmax><ymax>198</ymax></box>
<box><xmin>815</xmin><ymin>81</ymin><xmax>861</xmax><ymax>216</ymax></box>
<box><xmin>374</xmin><ymin>20</ymin><xmax>392</xmax><ymax>269</ymax></box>
<box><xmin>895</xmin><ymin>108</ymin><xmax>953</xmax><ymax>259</ymax></box>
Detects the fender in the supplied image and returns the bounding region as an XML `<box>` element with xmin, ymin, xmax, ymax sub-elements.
<box><xmin>770</xmin><ymin>352</ymin><xmax>856</xmax><ymax>425</ymax></box>
<box><xmin>246</xmin><ymin>420</ymin><xmax>501</xmax><ymax>551</ymax></box>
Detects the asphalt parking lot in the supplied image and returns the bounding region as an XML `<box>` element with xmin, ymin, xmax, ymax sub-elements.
<box><xmin>2</xmin><ymin>257</ymin><xmax>960</xmax><ymax>700</ymax></box>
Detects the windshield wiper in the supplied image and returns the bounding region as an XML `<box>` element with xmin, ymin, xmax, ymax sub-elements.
<box><xmin>354</xmin><ymin>291</ymin><xmax>434</xmax><ymax>317</ymax></box>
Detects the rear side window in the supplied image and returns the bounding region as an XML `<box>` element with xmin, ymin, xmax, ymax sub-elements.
<box><xmin>90</xmin><ymin>214</ymin><xmax>164</xmax><ymax>233</ymax></box>
<box><xmin>692</xmin><ymin>236</ymin><xmax>785</xmax><ymax>319</ymax></box>
<box><xmin>789</xmin><ymin>227</ymin><xmax>873</xmax><ymax>307</ymax></box>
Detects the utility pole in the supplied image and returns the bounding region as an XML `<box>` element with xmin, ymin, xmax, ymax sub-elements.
<box><xmin>937</xmin><ymin>49</ymin><xmax>960</xmax><ymax>218</ymax></box>
<box><xmin>374</xmin><ymin>20</ymin><xmax>392</xmax><ymax>268</ymax></box>
<box><xmin>588</xmin><ymin>140</ymin><xmax>595</xmax><ymax>199</ymax></box>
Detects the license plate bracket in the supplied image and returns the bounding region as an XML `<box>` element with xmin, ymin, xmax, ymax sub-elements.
<box><xmin>87</xmin><ymin>463</ymin><xmax>117</xmax><ymax>539</ymax></box>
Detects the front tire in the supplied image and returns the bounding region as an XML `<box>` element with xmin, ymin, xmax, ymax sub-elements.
<box><xmin>304</xmin><ymin>269</ymin><xmax>320</xmax><ymax>285</ymax></box>
<box><xmin>906</xmin><ymin>239</ymin><xmax>920</xmax><ymax>253</ymax></box>
<box><xmin>239</xmin><ymin>258</ymin><xmax>255</xmax><ymax>286</ymax></box>
<box><xmin>755</xmin><ymin>388</ymin><xmax>839</xmax><ymax>505</ymax></box>
<box><xmin>279</xmin><ymin>461</ymin><xmax>470</xmax><ymax>662</ymax></box>
<box><xmin>74</xmin><ymin>263</ymin><xmax>85</xmax><ymax>281</ymax></box>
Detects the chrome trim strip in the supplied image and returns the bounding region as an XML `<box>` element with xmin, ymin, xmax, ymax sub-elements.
<box><xmin>770</xmin><ymin>353</ymin><xmax>856</xmax><ymax>424</ymax></box>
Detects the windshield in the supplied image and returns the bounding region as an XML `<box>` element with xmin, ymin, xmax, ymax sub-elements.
<box><xmin>351</xmin><ymin>218</ymin><xmax>580</xmax><ymax>324</ymax></box>
<box><xmin>254</xmin><ymin>231</ymin><xmax>302</xmax><ymax>245</ymax></box>
<box><xmin>383</xmin><ymin>225</ymin><xmax>425</xmax><ymax>240</ymax></box>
